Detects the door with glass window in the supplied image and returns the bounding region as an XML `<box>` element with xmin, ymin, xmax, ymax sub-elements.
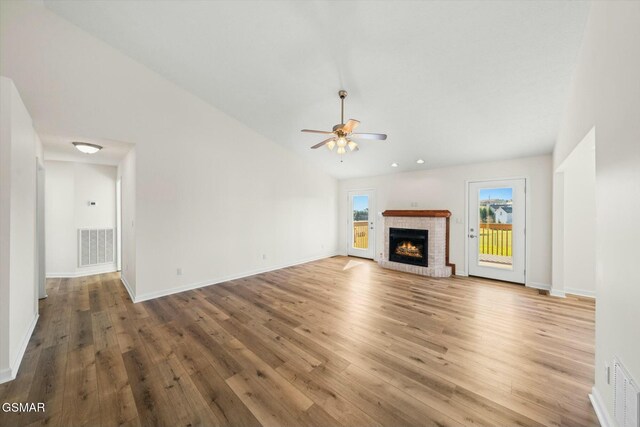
<box><xmin>468</xmin><ymin>179</ymin><xmax>525</xmax><ymax>283</ymax></box>
<box><xmin>348</xmin><ymin>190</ymin><xmax>375</xmax><ymax>259</ymax></box>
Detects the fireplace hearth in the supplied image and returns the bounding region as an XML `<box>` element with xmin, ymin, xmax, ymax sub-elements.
<box><xmin>389</xmin><ymin>227</ymin><xmax>428</xmax><ymax>267</ymax></box>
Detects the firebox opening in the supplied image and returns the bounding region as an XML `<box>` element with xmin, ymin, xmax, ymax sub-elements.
<box><xmin>389</xmin><ymin>228</ymin><xmax>428</xmax><ymax>267</ymax></box>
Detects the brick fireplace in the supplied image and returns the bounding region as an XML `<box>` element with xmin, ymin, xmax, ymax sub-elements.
<box><xmin>380</xmin><ymin>210</ymin><xmax>454</xmax><ymax>278</ymax></box>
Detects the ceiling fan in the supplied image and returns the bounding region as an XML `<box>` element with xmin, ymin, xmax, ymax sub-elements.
<box><xmin>301</xmin><ymin>90</ymin><xmax>387</xmax><ymax>155</ymax></box>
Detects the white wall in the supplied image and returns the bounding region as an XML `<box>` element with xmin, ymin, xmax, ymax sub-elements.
<box><xmin>553</xmin><ymin>129</ymin><xmax>596</xmax><ymax>297</ymax></box>
<box><xmin>44</xmin><ymin>160</ymin><xmax>118</xmax><ymax>277</ymax></box>
<box><xmin>117</xmin><ymin>148</ymin><xmax>136</xmax><ymax>296</ymax></box>
<box><xmin>0</xmin><ymin>1</ymin><xmax>339</xmax><ymax>302</ymax></box>
<box><xmin>552</xmin><ymin>1</ymin><xmax>640</xmax><ymax>424</ymax></box>
<box><xmin>338</xmin><ymin>154</ymin><xmax>552</xmax><ymax>287</ymax></box>
<box><xmin>0</xmin><ymin>77</ymin><xmax>39</xmax><ymax>383</ymax></box>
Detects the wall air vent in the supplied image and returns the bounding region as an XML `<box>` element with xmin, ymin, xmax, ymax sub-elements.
<box><xmin>79</xmin><ymin>228</ymin><xmax>114</xmax><ymax>267</ymax></box>
<box><xmin>614</xmin><ymin>358</ymin><xmax>640</xmax><ymax>427</ymax></box>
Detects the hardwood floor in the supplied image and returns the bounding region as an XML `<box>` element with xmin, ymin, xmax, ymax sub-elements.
<box><xmin>0</xmin><ymin>256</ymin><xmax>598</xmax><ymax>427</ymax></box>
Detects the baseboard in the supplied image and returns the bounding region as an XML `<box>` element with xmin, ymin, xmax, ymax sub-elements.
<box><xmin>0</xmin><ymin>314</ymin><xmax>39</xmax><ymax>385</ymax></box>
<box><xmin>120</xmin><ymin>275</ymin><xmax>135</xmax><ymax>303</ymax></box>
<box><xmin>526</xmin><ymin>281</ymin><xmax>551</xmax><ymax>291</ymax></box>
<box><xmin>133</xmin><ymin>252</ymin><xmax>339</xmax><ymax>303</ymax></box>
<box><xmin>589</xmin><ymin>385</ymin><xmax>613</xmax><ymax>427</ymax></box>
<box><xmin>455</xmin><ymin>270</ymin><xmax>468</xmax><ymax>277</ymax></box>
<box><xmin>565</xmin><ymin>287</ymin><xmax>596</xmax><ymax>298</ymax></box>
<box><xmin>550</xmin><ymin>289</ymin><xmax>566</xmax><ymax>298</ymax></box>
<box><xmin>47</xmin><ymin>264</ymin><xmax>117</xmax><ymax>278</ymax></box>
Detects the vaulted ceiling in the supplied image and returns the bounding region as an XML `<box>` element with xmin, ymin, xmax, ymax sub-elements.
<box><xmin>44</xmin><ymin>0</ymin><xmax>589</xmax><ymax>179</ymax></box>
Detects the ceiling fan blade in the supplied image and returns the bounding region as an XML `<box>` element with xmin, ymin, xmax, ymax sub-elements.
<box><xmin>310</xmin><ymin>137</ymin><xmax>335</xmax><ymax>149</ymax></box>
<box><xmin>342</xmin><ymin>119</ymin><xmax>360</xmax><ymax>133</ymax></box>
<box><xmin>351</xmin><ymin>132</ymin><xmax>387</xmax><ymax>140</ymax></box>
<box><xmin>301</xmin><ymin>129</ymin><xmax>334</xmax><ymax>135</ymax></box>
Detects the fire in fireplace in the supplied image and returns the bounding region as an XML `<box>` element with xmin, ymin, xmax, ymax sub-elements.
<box><xmin>389</xmin><ymin>228</ymin><xmax>428</xmax><ymax>266</ymax></box>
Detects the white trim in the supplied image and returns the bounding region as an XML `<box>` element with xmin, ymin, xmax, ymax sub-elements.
<box><xmin>526</xmin><ymin>281</ymin><xmax>551</xmax><ymax>291</ymax></box>
<box><xmin>455</xmin><ymin>270</ymin><xmax>468</xmax><ymax>277</ymax></box>
<box><xmin>565</xmin><ymin>287</ymin><xmax>596</xmax><ymax>298</ymax></box>
<box><xmin>550</xmin><ymin>289</ymin><xmax>566</xmax><ymax>298</ymax></box>
<box><xmin>0</xmin><ymin>314</ymin><xmax>39</xmax><ymax>385</ymax></box>
<box><xmin>47</xmin><ymin>264</ymin><xmax>117</xmax><ymax>278</ymax></box>
<box><xmin>589</xmin><ymin>385</ymin><xmax>613</xmax><ymax>427</ymax></box>
<box><xmin>132</xmin><ymin>252</ymin><xmax>339</xmax><ymax>303</ymax></box>
<box><xmin>120</xmin><ymin>275</ymin><xmax>135</xmax><ymax>303</ymax></box>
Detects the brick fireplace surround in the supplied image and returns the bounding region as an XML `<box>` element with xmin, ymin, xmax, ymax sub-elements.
<box><xmin>380</xmin><ymin>210</ymin><xmax>455</xmax><ymax>278</ymax></box>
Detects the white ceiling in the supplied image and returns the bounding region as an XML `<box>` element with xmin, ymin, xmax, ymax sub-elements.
<box><xmin>44</xmin><ymin>0</ymin><xmax>590</xmax><ymax>179</ymax></box>
<box><xmin>41</xmin><ymin>134</ymin><xmax>133</xmax><ymax>166</ymax></box>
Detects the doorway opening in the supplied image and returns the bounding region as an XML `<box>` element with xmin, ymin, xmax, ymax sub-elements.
<box><xmin>116</xmin><ymin>178</ymin><xmax>122</xmax><ymax>272</ymax></box>
<box><xmin>552</xmin><ymin>127</ymin><xmax>596</xmax><ymax>297</ymax></box>
<box><xmin>36</xmin><ymin>159</ymin><xmax>46</xmax><ymax>299</ymax></box>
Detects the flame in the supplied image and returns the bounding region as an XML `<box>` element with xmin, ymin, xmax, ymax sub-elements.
<box><xmin>395</xmin><ymin>241</ymin><xmax>423</xmax><ymax>258</ymax></box>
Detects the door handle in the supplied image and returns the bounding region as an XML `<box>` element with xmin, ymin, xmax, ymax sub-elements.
<box><xmin>469</xmin><ymin>234</ymin><xmax>476</xmax><ymax>238</ymax></box>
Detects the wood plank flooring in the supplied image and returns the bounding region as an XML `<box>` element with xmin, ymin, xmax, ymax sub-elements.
<box><xmin>0</xmin><ymin>256</ymin><xmax>598</xmax><ymax>426</ymax></box>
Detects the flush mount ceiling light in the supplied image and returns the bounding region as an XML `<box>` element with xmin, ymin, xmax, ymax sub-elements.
<box><xmin>301</xmin><ymin>90</ymin><xmax>387</xmax><ymax>159</ymax></box>
<box><xmin>72</xmin><ymin>142</ymin><xmax>103</xmax><ymax>154</ymax></box>
<box><xmin>416</xmin><ymin>159</ymin><xmax>425</xmax><ymax>164</ymax></box>
<box><xmin>391</xmin><ymin>162</ymin><xmax>399</xmax><ymax>168</ymax></box>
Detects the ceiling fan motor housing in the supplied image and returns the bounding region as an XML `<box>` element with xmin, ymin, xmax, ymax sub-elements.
<box><xmin>332</xmin><ymin>124</ymin><xmax>348</xmax><ymax>136</ymax></box>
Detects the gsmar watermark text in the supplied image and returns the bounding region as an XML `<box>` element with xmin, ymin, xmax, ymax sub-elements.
<box><xmin>2</xmin><ymin>402</ymin><xmax>46</xmax><ymax>413</ymax></box>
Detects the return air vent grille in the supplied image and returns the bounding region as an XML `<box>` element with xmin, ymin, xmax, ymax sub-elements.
<box><xmin>79</xmin><ymin>228</ymin><xmax>114</xmax><ymax>267</ymax></box>
<box><xmin>614</xmin><ymin>358</ymin><xmax>640</xmax><ymax>427</ymax></box>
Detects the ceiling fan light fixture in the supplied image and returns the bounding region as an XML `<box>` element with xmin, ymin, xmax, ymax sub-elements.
<box><xmin>417</xmin><ymin>159</ymin><xmax>425</xmax><ymax>164</ymax></box>
<box><xmin>72</xmin><ymin>142</ymin><xmax>102</xmax><ymax>154</ymax></box>
<box><xmin>302</xmin><ymin>90</ymin><xmax>387</xmax><ymax>156</ymax></box>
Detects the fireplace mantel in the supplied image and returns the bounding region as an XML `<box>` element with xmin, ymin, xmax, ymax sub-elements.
<box><xmin>380</xmin><ymin>210</ymin><xmax>455</xmax><ymax>277</ymax></box>
<box><xmin>382</xmin><ymin>210</ymin><xmax>451</xmax><ymax>218</ymax></box>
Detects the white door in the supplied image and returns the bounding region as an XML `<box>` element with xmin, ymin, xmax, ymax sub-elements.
<box><xmin>468</xmin><ymin>179</ymin><xmax>525</xmax><ymax>283</ymax></box>
<box><xmin>348</xmin><ymin>190</ymin><xmax>375</xmax><ymax>259</ymax></box>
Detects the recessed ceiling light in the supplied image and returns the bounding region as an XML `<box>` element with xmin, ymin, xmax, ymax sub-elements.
<box><xmin>72</xmin><ymin>142</ymin><xmax>103</xmax><ymax>154</ymax></box>
<box><xmin>416</xmin><ymin>159</ymin><xmax>425</xmax><ymax>164</ymax></box>
<box><xmin>391</xmin><ymin>162</ymin><xmax>398</xmax><ymax>168</ymax></box>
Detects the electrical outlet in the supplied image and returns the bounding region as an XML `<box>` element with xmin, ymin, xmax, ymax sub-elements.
<box><xmin>262</xmin><ymin>254</ymin><xmax>267</xmax><ymax>260</ymax></box>
<box><xmin>176</xmin><ymin>268</ymin><xmax>182</xmax><ymax>276</ymax></box>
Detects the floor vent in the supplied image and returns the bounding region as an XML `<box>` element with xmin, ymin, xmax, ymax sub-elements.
<box><xmin>79</xmin><ymin>228</ymin><xmax>114</xmax><ymax>267</ymax></box>
<box><xmin>614</xmin><ymin>358</ymin><xmax>640</xmax><ymax>427</ymax></box>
